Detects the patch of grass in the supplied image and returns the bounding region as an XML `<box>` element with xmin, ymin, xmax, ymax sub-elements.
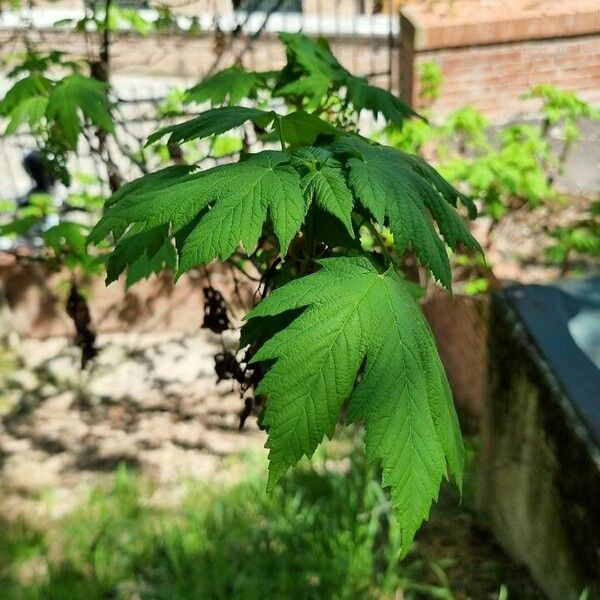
<box><xmin>0</xmin><ymin>435</ymin><xmax>539</xmax><ymax>600</ymax></box>
<box><xmin>0</xmin><ymin>439</ymin><xmax>461</xmax><ymax>600</ymax></box>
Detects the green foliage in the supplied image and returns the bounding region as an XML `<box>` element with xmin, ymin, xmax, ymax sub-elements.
<box><xmin>0</xmin><ymin>54</ymin><xmax>115</xmax><ymax>184</ymax></box>
<box><xmin>180</xmin><ymin>33</ymin><xmax>417</xmax><ymax>129</ymax></box>
<box><xmin>388</xmin><ymin>82</ymin><xmax>600</xmax><ymax>221</ymax></box>
<box><xmin>91</xmin><ymin>119</ymin><xmax>475</xmax><ymax>553</ymax></box>
<box><xmin>46</xmin><ymin>74</ymin><xmax>114</xmax><ymax>149</ymax></box>
<box><xmin>339</xmin><ymin>137</ymin><xmax>478</xmax><ymax>288</ymax></box>
<box><xmin>176</xmin><ymin>151</ymin><xmax>306</xmax><ymax>272</ymax></box>
<box><xmin>147</xmin><ymin>106</ymin><xmax>274</xmax><ymax>145</ymax></box>
<box><xmin>292</xmin><ymin>146</ymin><xmax>355</xmax><ymax>236</ymax></box>
<box><xmin>91</xmin><ymin>106</ymin><xmax>478</xmax><ymax>289</ymax></box>
<box><xmin>0</xmin><ymin>73</ymin><xmax>52</xmax><ymax>134</ymax></box>
<box><xmin>418</xmin><ymin>62</ymin><xmax>443</xmax><ymax>105</ymax></box>
<box><xmin>246</xmin><ymin>257</ymin><xmax>463</xmax><ymax>553</ymax></box>
<box><xmin>0</xmin><ymin>450</ymin><xmax>474</xmax><ymax>600</ymax></box>
<box><xmin>5</xmin><ymin>49</ymin><xmax>80</xmax><ymax>79</ymax></box>
<box><xmin>442</xmin><ymin>106</ymin><xmax>489</xmax><ymax>149</ymax></box>
<box><xmin>546</xmin><ymin>200</ymin><xmax>600</xmax><ymax>269</ymax></box>
<box><xmin>441</xmin><ymin>124</ymin><xmax>553</xmax><ymax>220</ymax></box>
<box><xmin>0</xmin><ymin>196</ymin><xmax>103</xmax><ymax>276</ymax></box>
<box><xmin>275</xmin><ymin>33</ymin><xmax>418</xmax><ymax>125</ymax></box>
<box><xmin>1</xmin><ymin>32</ymin><xmax>480</xmax><ymax>549</ymax></box>
<box><xmin>526</xmin><ymin>84</ymin><xmax>600</xmax><ymax>144</ymax></box>
<box><xmin>185</xmin><ymin>66</ymin><xmax>275</xmax><ymax>106</ymax></box>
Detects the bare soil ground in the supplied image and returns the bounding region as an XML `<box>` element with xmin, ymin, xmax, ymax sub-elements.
<box><xmin>0</xmin><ymin>331</ymin><xmax>264</xmax><ymax>523</ymax></box>
<box><xmin>474</xmin><ymin>194</ymin><xmax>599</xmax><ymax>284</ymax></box>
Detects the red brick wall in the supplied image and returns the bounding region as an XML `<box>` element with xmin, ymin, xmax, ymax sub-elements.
<box><xmin>400</xmin><ymin>0</ymin><xmax>600</xmax><ymax>121</ymax></box>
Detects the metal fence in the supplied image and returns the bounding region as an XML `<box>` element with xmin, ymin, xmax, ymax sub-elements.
<box><xmin>0</xmin><ymin>0</ymin><xmax>401</xmax><ymax>199</ymax></box>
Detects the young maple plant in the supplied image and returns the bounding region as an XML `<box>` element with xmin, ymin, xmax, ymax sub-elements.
<box><xmin>89</xmin><ymin>34</ymin><xmax>481</xmax><ymax>555</ymax></box>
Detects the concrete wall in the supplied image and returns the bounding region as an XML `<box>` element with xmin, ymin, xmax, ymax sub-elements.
<box><xmin>478</xmin><ymin>295</ymin><xmax>600</xmax><ymax>600</ymax></box>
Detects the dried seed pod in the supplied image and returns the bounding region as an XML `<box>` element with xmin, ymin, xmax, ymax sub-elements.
<box><xmin>66</xmin><ymin>283</ymin><xmax>98</xmax><ymax>369</ymax></box>
<box><xmin>214</xmin><ymin>350</ymin><xmax>242</xmax><ymax>383</ymax></box>
<box><xmin>202</xmin><ymin>286</ymin><xmax>230</xmax><ymax>333</ymax></box>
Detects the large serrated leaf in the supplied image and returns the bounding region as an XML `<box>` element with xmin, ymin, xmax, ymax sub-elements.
<box><xmin>0</xmin><ymin>74</ymin><xmax>52</xmax><ymax>117</ymax></box>
<box><xmin>292</xmin><ymin>146</ymin><xmax>355</xmax><ymax>236</ymax></box>
<box><xmin>335</xmin><ymin>137</ymin><xmax>480</xmax><ymax>288</ymax></box>
<box><xmin>185</xmin><ymin>66</ymin><xmax>274</xmax><ymax>106</ymax></box>
<box><xmin>347</xmin><ymin>76</ymin><xmax>419</xmax><ymax>127</ymax></box>
<box><xmin>246</xmin><ymin>256</ymin><xmax>463</xmax><ymax>555</ymax></box>
<box><xmin>91</xmin><ymin>151</ymin><xmax>308</xmax><ymax>280</ymax></box>
<box><xmin>88</xmin><ymin>164</ymin><xmax>205</xmax><ymax>244</ymax></box>
<box><xmin>105</xmin><ymin>223</ymin><xmax>170</xmax><ymax>284</ymax></box>
<box><xmin>4</xmin><ymin>96</ymin><xmax>48</xmax><ymax>135</ymax></box>
<box><xmin>178</xmin><ymin>151</ymin><xmax>306</xmax><ymax>271</ymax></box>
<box><xmin>279</xmin><ymin>111</ymin><xmax>339</xmax><ymax>147</ymax></box>
<box><xmin>275</xmin><ymin>33</ymin><xmax>418</xmax><ymax>126</ymax></box>
<box><xmin>146</xmin><ymin>106</ymin><xmax>275</xmax><ymax>146</ymax></box>
<box><xmin>46</xmin><ymin>74</ymin><xmax>114</xmax><ymax>148</ymax></box>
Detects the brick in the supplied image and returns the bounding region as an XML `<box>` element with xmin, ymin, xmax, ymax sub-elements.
<box><xmin>401</xmin><ymin>0</ymin><xmax>600</xmax><ymax>51</ymax></box>
<box><xmin>404</xmin><ymin>0</ymin><xmax>600</xmax><ymax>121</ymax></box>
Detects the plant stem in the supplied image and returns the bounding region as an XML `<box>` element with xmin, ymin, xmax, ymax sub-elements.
<box><xmin>275</xmin><ymin>116</ymin><xmax>286</xmax><ymax>152</ymax></box>
<box><xmin>365</xmin><ymin>221</ymin><xmax>394</xmax><ymax>268</ymax></box>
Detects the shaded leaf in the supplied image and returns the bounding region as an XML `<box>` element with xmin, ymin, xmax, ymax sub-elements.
<box><xmin>46</xmin><ymin>74</ymin><xmax>114</xmax><ymax>148</ymax></box>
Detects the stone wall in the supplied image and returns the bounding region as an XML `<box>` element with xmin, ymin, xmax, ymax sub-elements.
<box><xmin>399</xmin><ymin>0</ymin><xmax>600</xmax><ymax>120</ymax></box>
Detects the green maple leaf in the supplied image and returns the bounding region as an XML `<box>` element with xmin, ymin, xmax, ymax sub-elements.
<box><xmin>104</xmin><ymin>164</ymin><xmax>196</xmax><ymax>210</ymax></box>
<box><xmin>185</xmin><ymin>66</ymin><xmax>274</xmax><ymax>106</ymax></box>
<box><xmin>0</xmin><ymin>74</ymin><xmax>52</xmax><ymax>134</ymax></box>
<box><xmin>292</xmin><ymin>146</ymin><xmax>355</xmax><ymax>236</ymax></box>
<box><xmin>105</xmin><ymin>223</ymin><xmax>171</xmax><ymax>284</ymax></box>
<box><xmin>91</xmin><ymin>130</ymin><xmax>479</xmax><ymax>287</ymax></box>
<box><xmin>88</xmin><ymin>164</ymin><xmax>199</xmax><ymax>243</ymax></box>
<box><xmin>90</xmin><ymin>151</ymin><xmax>308</xmax><ymax>279</ymax></box>
<box><xmin>274</xmin><ymin>34</ymin><xmax>346</xmax><ymax>109</ymax></box>
<box><xmin>335</xmin><ymin>137</ymin><xmax>480</xmax><ymax>288</ymax></box>
<box><xmin>146</xmin><ymin>106</ymin><xmax>275</xmax><ymax>146</ymax></box>
<box><xmin>125</xmin><ymin>233</ymin><xmax>177</xmax><ymax>287</ymax></box>
<box><xmin>279</xmin><ymin>111</ymin><xmax>339</xmax><ymax>147</ymax></box>
<box><xmin>275</xmin><ymin>33</ymin><xmax>417</xmax><ymax>124</ymax></box>
<box><xmin>347</xmin><ymin>76</ymin><xmax>419</xmax><ymax>126</ymax></box>
<box><xmin>4</xmin><ymin>96</ymin><xmax>48</xmax><ymax>135</ymax></box>
<box><xmin>0</xmin><ymin>74</ymin><xmax>51</xmax><ymax>114</ymax></box>
<box><xmin>177</xmin><ymin>151</ymin><xmax>306</xmax><ymax>272</ymax></box>
<box><xmin>46</xmin><ymin>74</ymin><xmax>114</xmax><ymax>148</ymax></box>
<box><xmin>275</xmin><ymin>73</ymin><xmax>331</xmax><ymax>110</ymax></box>
<box><xmin>246</xmin><ymin>256</ymin><xmax>463</xmax><ymax>554</ymax></box>
<box><xmin>278</xmin><ymin>32</ymin><xmax>343</xmax><ymax>77</ymax></box>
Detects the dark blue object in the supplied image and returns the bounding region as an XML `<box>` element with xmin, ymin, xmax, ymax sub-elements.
<box><xmin>503</xmin><ymin>278</ymin><xmax>600</xmax><ymax>445</ymax></box>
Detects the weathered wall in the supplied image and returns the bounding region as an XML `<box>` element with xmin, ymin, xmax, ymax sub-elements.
<box><xmin>422</xmin><ymin>290</ymin><xmax>490</xmax><ymax>426</ymax></box>
<box><xmin>400</xmin><ymin>0</ymin><xmax>600</xmax><ymax>120</ymax></box>
<box><xmin>478</xmin><ymin>296</ymin><xmax>600</xmax><ymax>600</ymax></box>
<box><xmin>0</xmin><ymin>261</ymin><xmax>254</xmax><ymax>338</ymax></box>
<box><xmin>0</xmin><ymin>28</ymin><xmax>393</xmax><ymax>88</ymax></box>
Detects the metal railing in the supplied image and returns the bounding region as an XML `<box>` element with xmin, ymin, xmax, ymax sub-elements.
<box><xmin>0</xmin><ymin>0</ymin><xmax>401</xmax><ymax>199</ymax></box>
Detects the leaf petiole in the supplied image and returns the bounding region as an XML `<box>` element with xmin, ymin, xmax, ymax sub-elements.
<box><xmin>275</xmin><ymin>115</ymin><xmax>286</xmax><ymax>151</ymax></box>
